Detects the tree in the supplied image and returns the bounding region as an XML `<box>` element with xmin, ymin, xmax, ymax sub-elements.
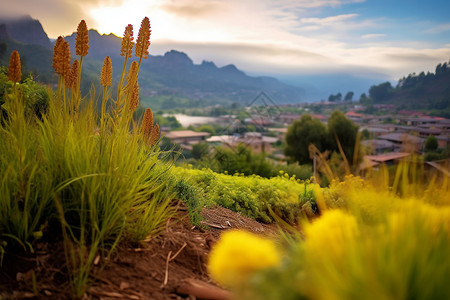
<box><xmin>424</xmin><ymin>136</ymin><xmax>438</xmax><ymax>152</ymax></box>
<box><xmin>284</xmin><ymin>114</ymin><xmax>329</xmax><ymax>164</ymax></box>
<box><xmin>369</xmin><ymin>81</ymin><xmax>393</xmax><ymax>103</ymax></box>
<box><xmin>327</xmin><ymin>111</ymin><xmax>360</xmax><ymax>165</ymax></box>
<box><xmin>191</xmin><ymin>142</ymin><xmax>210</xmax><ymax>160</ymax></box>
<box><xmin>344</xmin><ymin>91</ymin><xmax>354</xmax><ymax>102</ymax></box>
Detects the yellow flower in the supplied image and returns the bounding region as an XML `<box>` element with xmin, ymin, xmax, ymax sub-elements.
<box><xmin>208</xmin><ymin>230</ymin><xmax>281</xmax><ymax>288</ymax></box>
<box><xmin>303</xmin><ymin>210</ymin><xmax>359</xmax><ymax>263</ymax></box>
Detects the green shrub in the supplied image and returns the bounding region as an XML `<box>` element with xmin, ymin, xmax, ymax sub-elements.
<box><xmin>177</xmin><ymin>167</ymin><xmax>315</xmax><ymax>223</ymax></box>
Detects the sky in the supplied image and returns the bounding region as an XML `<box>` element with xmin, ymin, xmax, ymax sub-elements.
<box><xmin>2</xmin><ymin>0</ymin><xmax>450</xmax><ymax>85</ymax></box>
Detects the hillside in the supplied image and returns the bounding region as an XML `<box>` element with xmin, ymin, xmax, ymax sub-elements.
<box><xmin>367</xmin><ymin>61</ymin><xmax>450</xmax><ymax>116</ymax></box>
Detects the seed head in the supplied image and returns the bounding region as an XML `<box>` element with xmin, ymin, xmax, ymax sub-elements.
<box><xmin>100</xmin><ymin>56</ymin><xmax>113</xmax><ymax>87</ymax></box>
<box><xmin>59</xmin><ymin>40</ymin><xmax>72</xmax><ymax>78</ymax></box>
<box><xmin>120</xmin><ymin>24</ymin><xmax>134</xmax><ymax>58</ymax></box>
<box><xmin>8</xmin><ymin>50</ymin><xmax>21</xmax><ymax>83</ymax></box>
<box><xmin>129</xmin><ymin>81</ymin><xmax>139</xmax><ymax>112</ymax></box>
<box><xmin>76</xmin><ymin>20</ymin><xmax>89</xmax><ymax>57</ymax></box>
<box><xmin>141</xmin><ymin>108</ymin><xmax>154</xmax><ymax>138</ymax></box>
<box><xmin>52</xmin><ymin>36</ymin><xmax>64</xmax><ymax>72</ymax></box>
<box><xmin>125</xmin><ymin>61</ymin><xmax>139</xmax><ymax>95</ymax></box>
<box><xmin>67</xmin><ymin>60</ymin><xmax>79</xmax><ymax>90</ymax></box>
<box><xmin>148</xmin><ymin>124</ymin><xmax>160</xmax><ymax>147</ymax></box>
<box><xmin>135</xmin><ymin>17</ymin><xmax>151</xmax><ymax>59</ymax></box>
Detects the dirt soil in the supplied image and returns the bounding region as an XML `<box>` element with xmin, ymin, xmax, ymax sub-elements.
<box><xmin>0</xmin><ymin>203</ymin><xmax>277</xmax><ymax>299</ymax></box>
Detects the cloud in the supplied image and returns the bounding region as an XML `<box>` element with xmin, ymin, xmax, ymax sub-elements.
<box><xmin>0</xmin><ymin>0</ymin><xmax>102</xmax><ymax>37</ymax></box>
<box><xmin>159</xmin><ymin>0</ymin><xmax>228</xmax><ymax>18</ymax></box>
<box><xmin>361</xmin><ymin>33</ymin><xmax>386</xmax><ymax>39</ymax></box>
<box><xmin>271</xmin><ymin>0</ymin><xmax>365</xmax><ymax>9</ymax></box>
<box><xmin>301</xmin><ymin>14</ymin><xmax>358</xmax><ymax>24</ymax></box>
<box><xmin>425</xmin><ymin>23</ymin><xmax>450</xmax><ymax>34</ymax></box>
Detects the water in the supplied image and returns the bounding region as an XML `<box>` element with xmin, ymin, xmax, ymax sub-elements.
<box><xmin>164</xmin><ymin>114</ymin><xmax>219</xmax><ymax>127</ymax></box>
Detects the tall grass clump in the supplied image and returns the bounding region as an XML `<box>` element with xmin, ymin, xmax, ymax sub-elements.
<box><xmin>208</xmin><ymin>162</ymin><xmax>450</xmax><ymax>300</ymax></box>
<box><xmin>1</xmin><ymin>18</ymin><xmax>175</xmax><ymax>298</ymax></box>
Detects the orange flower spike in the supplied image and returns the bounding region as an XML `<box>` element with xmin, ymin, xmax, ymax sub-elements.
<box><xmin>100</xmin><ymin>56</ymin><xmax>113</xmax><ymax>87</ymax></box>
<box><xmin>52</xmin><ymin>36</ymin><xmax>64</xmax><ymax>74</ymax></box>
<box><xmin>129</xmin><ymin>81</ymin><xmax>139</xmax><ymax>112</ymax></box>
<box><xmin>125</xmin><ymin>61</ymin><xmax>139</xmax><ymax>95</ymax></box>
<box><xmin>59</xmin><ymin>40</ymin><xmax>72</xmax><ymax>79</ymax></box>
<box><xmin>68</xmin><ymin>60</ymin><xmax>79</xmax><ymax>89</ymax></box>
<box><xmin>141</xmin><ymin>108</ymin><xmax>154</xmax><ymax>137</ymax></box>
<box><xmin>120</xmin><ymin>24</ymin><xmax>134</xmax><ymax>59</ymax></box>
<box><xmin>148</xmin><ymin>124</ymin><xmax>160</xmax><ymax>147</ymax></box>
<box><xmin>8</xmin><ymin>50</ymin><xmax>21</xmax><ymax>83</ymax></box>
<box><xmin>135</xmin><ymin>17</ymin><xmax>151</xmax><ymax>59</ymax></box>
<box><xmin>76</xmin><ymin>20</ymin><xmax>89</xmax><ymax>57</ymax></box>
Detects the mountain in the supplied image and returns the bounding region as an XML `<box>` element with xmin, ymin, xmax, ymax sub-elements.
<box><xmin>0</xmin><ymin>15</ymin><xmax>52</xmax><ymax>49</ymax></box>
<box><xmin>63</xmin><ymin>30</ymin><xmax>306</xmax><ymax>107</ymax></box>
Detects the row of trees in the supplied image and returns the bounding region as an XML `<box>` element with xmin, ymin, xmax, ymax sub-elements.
<box><xmin>327</xmin><ymin>91</ymin><xmax>354</xmax><ymax>102</ymax></box>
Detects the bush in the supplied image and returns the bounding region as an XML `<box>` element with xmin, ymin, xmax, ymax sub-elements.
<box><xmin>177</xmin><ymin>166</ymin><xmax>315</xmax><ymax>223</ymax></box>
<box><xmin>210</xmin><ymin>163</ymin><xmax>450</xmax><ymax>300</ymax></box>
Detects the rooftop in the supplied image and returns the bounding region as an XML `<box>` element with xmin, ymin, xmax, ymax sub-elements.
<box><xmin>365</xmin><ymin>152</ymin><xmax>410</xmax><ymax>162</ymax></box>
<box><xmin>165</xmin><ymin>130</ymin><xmax>211</xmax><ymax>139</ymax></box>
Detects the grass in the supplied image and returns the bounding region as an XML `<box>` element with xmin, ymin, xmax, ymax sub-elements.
<box><xmin>0</xmin><ymin>18</ymin><xmax>175</xmax><ymax>298</ymax></box>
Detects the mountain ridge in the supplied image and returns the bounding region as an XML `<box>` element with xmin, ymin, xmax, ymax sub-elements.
<box><xmin>0</xmin><ymin>16</ymin><xmax>306</xmax><ymax>106</ymax></box>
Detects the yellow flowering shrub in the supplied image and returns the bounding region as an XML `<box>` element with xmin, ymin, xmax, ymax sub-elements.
<box><xmin>208</xmin><ymin>230</ymin><xmax>281</xmax><ymax>288</ymax></box>
<box><xmin>210</xmin><ymin>171</ymin><xmax>450</xmax><ymax>300</ymax></box>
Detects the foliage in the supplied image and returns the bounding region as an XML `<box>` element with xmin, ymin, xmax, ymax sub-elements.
<box><xmin>327</xmin><ymin>110</ymin><xmax>360</xmax><ymax>166</ymax></box>
<box><xmin>154</xmin><ymin>114</ymin><xmax>182</xmax><ymax>129</ymax></box>
<box><xmin>191</xmin><ymin>142</ymin><xmax>210</xmax><ymax>160</ymax></box>
<box><xmin>284</xmin><ymin>114</ymin><xmax>330</xmax><ymax>164</ymax></box>
<box><xmin>424</xmin><ymin>135</ymin><xmax>438</xmax><ymax>152</ymax></box>
<box><xmin>177</xmin><ymin>166</ymin><xmax>315</xmax><ymax>223</ymax></box>
<box><xmin>174</xmin><ymin>179</ymin><xmax>204</xmax><ymax>227</ymax></box>
<box><xmin>210</xmin><ymin>163</ymin><xmax>450</xmax><ymax>300</ymax></box>
<box><xmin>212</xmin><ymin>144</ymin><xmax>274</xmax><ymax>178</ymax></box>
<box><xmin>284</xmin><ymin>112</ymin><xmax>361</xmax><ymax>172</ymax></box>
<box><xmin>0</xmin><ymin>19</ymin><xmax>176</xmax><ymax>298</ymax></box>
<box><xmin>0</xmin><ymin>67</ymin><xmax>49</xmax><ymax>117</ymax></box>
<box><xmin>369</xmin><ymin>81</ymin><xmax>394</xmax><ymax>102</ymax></box>
<box><xmin>362</xmin><ymin>59</ymin><xmax>450</xmax><ymax>115</ymax></box>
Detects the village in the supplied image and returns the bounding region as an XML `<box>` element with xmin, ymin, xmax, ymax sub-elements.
<box><xmin>160</xmin><ymin>100</ymin><xmax>450</xmax><ymax>175</ymax></box>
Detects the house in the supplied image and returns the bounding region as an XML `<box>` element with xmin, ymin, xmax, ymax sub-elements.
<box><xmin>361</xmin><ymin>139</ymin><xmax>398</xmax><ymax>154</ymax></box>
<box><xmin>436</xmin><ymin>135</ymin><xmax>450</xmax><ymax>148</ymax></box>
<box><xmin>377</xmin><ymin>133</ymin><xmax>424</xmax><ymax>152</ymax></box>
<box><xmin>206</xmin><ymin>132</ymin><xmax>279</xmax><ymax>153</ymax></box>
<box><xmin>364</xmin><ymin>152</ymin><xmax>411</xmax><ymax>165</ymax></box>
<box><xmin>165</xmin><ymin>130</ymin><xmax>211</xmax><ymax>149</ymax></box>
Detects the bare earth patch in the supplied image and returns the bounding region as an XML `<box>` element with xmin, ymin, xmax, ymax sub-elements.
<box><xmin>0</xmin><ymin>203</ymin><xmax>276</xmax><ymax>299</ymax></box>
